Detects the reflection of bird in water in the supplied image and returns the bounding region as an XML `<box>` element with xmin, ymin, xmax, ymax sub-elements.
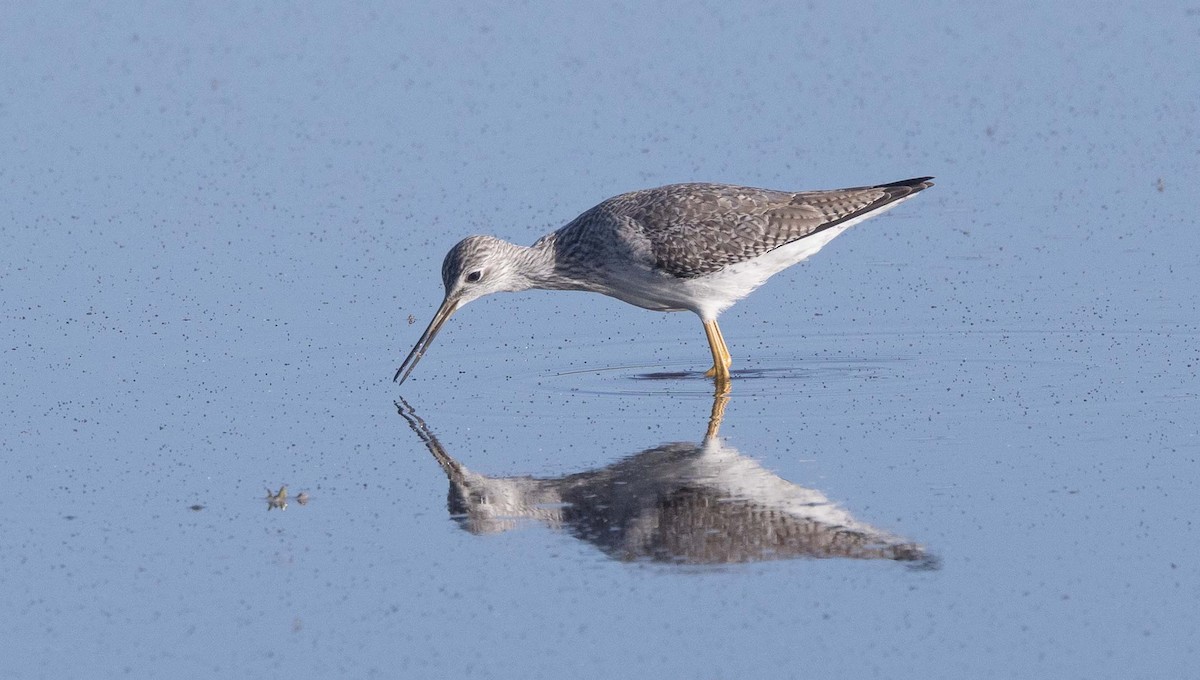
<box><xmin>394</xmin><ymin>178</ymin><xmax>933</xmax><ymax>385</ymax></box>
<box><xmin>397</xmin><ymin>395</ymin><xmax>936</xmax><ymax>568</ymax></box>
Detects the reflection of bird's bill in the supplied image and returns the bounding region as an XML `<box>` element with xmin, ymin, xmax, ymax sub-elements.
<box><xmin>395</xmin><ymin>397</ymin><xmax>465</xmax><ymax>479</ymax></box>
<box><xmin>394</xmin><ymin>296</ymin><xmax>460</xmax><ymax>384</ymax></box>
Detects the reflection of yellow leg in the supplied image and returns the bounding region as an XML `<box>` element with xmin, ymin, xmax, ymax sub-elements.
<box><xmin>702</xmin><ymin>319</ymin><xmax>733</xmax><ymax>383</ymax></box>
<box><xmin>705</xmin><ymin>384</ymin><xmax>731</xmax><ymax>439</ymax></box>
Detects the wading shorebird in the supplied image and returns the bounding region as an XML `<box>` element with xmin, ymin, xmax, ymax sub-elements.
<box><xmin>395</xmin><ymin>177</ymin><xmax>933</xmax><ymax>385</ymax></box>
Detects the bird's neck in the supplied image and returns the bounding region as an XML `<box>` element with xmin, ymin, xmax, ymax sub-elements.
<box><xmin>512</xmin><ymin>234</ymin><xmax>587</xmax><ymax>291</ymax></box>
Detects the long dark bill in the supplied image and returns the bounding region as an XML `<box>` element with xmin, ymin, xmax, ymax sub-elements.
<box><xmin>394</xmin><ymin>296</ymin><xmax>459</xmax><ymax>384</ymax></box>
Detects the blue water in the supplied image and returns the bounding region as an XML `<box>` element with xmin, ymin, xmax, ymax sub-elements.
<box><xmin>3</xmin><ymin>2</ymin><xmax>1198</xmax><ymax>678</ymax></box>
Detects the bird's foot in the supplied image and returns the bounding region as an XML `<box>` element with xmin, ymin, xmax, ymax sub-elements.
<box><xmin>703</xmin><ymin>364</ymin><xmax>732</xmax><ymax>382</ymax></box>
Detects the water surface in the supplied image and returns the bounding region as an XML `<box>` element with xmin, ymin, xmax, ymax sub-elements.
<box><xmin>2</xmin><ymin>2</ymin><xmax>1198</xmax><ymax>678</ymax></box>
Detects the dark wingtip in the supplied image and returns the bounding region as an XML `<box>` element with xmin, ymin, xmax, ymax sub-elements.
<box><xmin>877</xmin><ymin>176</ymin><xmax>934</xmax><ymax>191</ymax></box>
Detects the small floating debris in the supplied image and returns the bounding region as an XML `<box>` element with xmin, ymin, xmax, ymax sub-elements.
<box><xmin>266</xmin><ymin>485</ymin><xmax>288</xmax><ymax>511</ymax></box>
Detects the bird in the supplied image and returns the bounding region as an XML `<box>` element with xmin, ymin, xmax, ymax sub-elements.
<box><xmin>394</xmin><ymin>176</ymin><xmax>933</xmax><ymax>385</ymax></box>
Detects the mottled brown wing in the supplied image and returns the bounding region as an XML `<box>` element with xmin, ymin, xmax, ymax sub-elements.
<box><xmin>616</xmin><ymin>178</ymin><xmax>932</xmax><ymax>278</ymax></box>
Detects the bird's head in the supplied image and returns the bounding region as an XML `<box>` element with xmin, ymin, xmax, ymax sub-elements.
<box><xmin>394</xmin><ymin>235</ymin><xmax>530</xmax><ymax>384</ymax></box>
<box><xmin>439</xmin><ymin>235</ymin><xmax>531</xmax><ymax>305</ymax></box>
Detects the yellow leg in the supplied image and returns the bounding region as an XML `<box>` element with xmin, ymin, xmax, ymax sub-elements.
<box><xmin>702</xmin><ymin>319</ymin><xmax>733</xmax><ymax>383</ymax></box>
<box><xmin>712</xmin><ymin>321</ymin><xmax>731</xmax><ymax>368</ymax></box>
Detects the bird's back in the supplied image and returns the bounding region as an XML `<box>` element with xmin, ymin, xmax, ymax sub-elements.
<box><xmin>552</xmin><ymin>179</ymin><xmax>932</xmax><ymax>279</ymax></box>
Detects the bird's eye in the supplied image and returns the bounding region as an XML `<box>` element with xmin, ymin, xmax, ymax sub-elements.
<box><xmin>465</xmin><ymin>271</ymin><xmax>482</xmax><ymax>283</ymax></box>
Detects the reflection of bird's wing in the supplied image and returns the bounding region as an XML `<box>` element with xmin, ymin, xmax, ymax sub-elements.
<box><xmin>625</xmin><ymin>487</ymin><xmax>928</xmax><ymax>564</ymax></box>
<box><xmin>594</xmin><ymin>179</ymin><xmax>932</xmax><ymax>278</ymax></box>
<box><xmin>557</xmin><ymin>440</ymin><xmax>933</xmax><ymax>565</ymax></box>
